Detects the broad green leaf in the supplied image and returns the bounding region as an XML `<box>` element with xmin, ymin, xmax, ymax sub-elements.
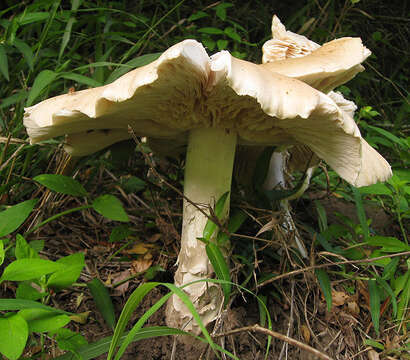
<box><xmin>368</xmin><ymin>279</ymin><xmax>380</xmax><ymax>335</ymax></box>
<box><xmin>202</xmin><ymin>38</ymin><xmax>216</xmax><ymax>51</ymax></box>
<box><xmin>217</xmin><ymin>39</ymin><xmax>228</xmax><ymax>50</ymax></box>
<box><xmin>60</xmin><ymin>72</ymin><xmax>102</xmax><ymax>87</ymax></box>
<box><xmin>54</xmin><ymin>328</ymin><xmax>88</xmax><ymax>352</ymax></box>
<box><xmin>188</xmin><ymin>11</ymin><xmax>208</xmax><ymax>22</ymax></box>
<box><xmin>15</xmin><ymin>234</ymin><xmax>38</xmax><ymax>259</ymax></box>
<box><xmin>358</xmin><ymin>183</ymin><xmax>392</xmax><ymax>196</ymax></box>
<box><xmin>34</xmin><ymin>174</ymin><xmax>88</xmax><ymax>196</ymax></box>
<box><xmin>0</xmin><ymin>258</ymin><xmax>65</xmax><ymax>282</ymax></box>
<box><xmin>0</xmin><ymin>313</ymin><xmax>28</xmax><ymax>360</ymax></box>
<box><xmin>315</xmin><ymin>269</ymin><xmax>332</xmax><ymax>311</ymax></box>
<box><xmin>109</xmin><ymin>225</ymin><xmax>132</xmax><ymax>242</ymax></box>
<box><xmin>224</xmin><ymin>27</ymin><xmax>241</xmax><ymax>42</ymax></box>
<box><xmin>13</xmin><ymin>38</ymin><xmax>34</xmax><ymax>70</ymax></box>
<box><xmin>29</xmin><ymin>239</ymin><xmax>44</xmax><ymax>253</ymax></box>
<box><xmin>215</xmin><ymin>3</ymin><xmax>233</xmax><ymax>21</ymax></box>
<box><xmin>47</xmin><ymin>253</ymin><xmax>85</xmax><ymax>290</ymax></box>
<box><xmin>206</xmin><ymin>242</ymin><xmax>231</xmax><ymax>307</ymax></box>
<box><xmin>198</xmin><ymin>27</ymin><xmax>224</xmax><ymax>35</ymax></box>
<box><xmin>0</xmin><ymin>199</ymin><xmax>38</xmax><ymax>237</ymax></box>
<box><xmin>0</xmin><ymin>299</ymin><xmax>70</xmax><ymax>314</ymax></box>
<box><xmin>367</xmin><ymin>236</ymin><xmax>410</xmax><ymax>252</ymax></box>
<box><xmin>0</xmin><ymin>43</ymin><xmax>9</xmax><ymax>81</ymax></box>
<box><xmin>19</xmin><ymin>308</ymin><xmax>70</xmax><ymax>333</ymax></box>
<box><xmin>92</xmin><ymin>195</ymin><xmax>129</xmax><ymax>222</ymax></box>
<box><xmin>16</xmin><ymin>282</ymin><xmax>45</xmax><ymax>301</ymax></box>
<box><xmin>120</xmin><ymin>176</ymin><xmax>146</xmax><ymax>194</ymax></box>
<box><xmin>87</xmin><ymin>278</ymin><xmax>116</xmax><ymax>329</ymax></box>
<box><xmin>27</xmin><ymin>70</ymin><xmax>58</xmax><ymax>106</ymax></box>
<box><xmin>202</xmin><ymin>192</ymin><xmax>229</xmax><ymax>241</ymax></box>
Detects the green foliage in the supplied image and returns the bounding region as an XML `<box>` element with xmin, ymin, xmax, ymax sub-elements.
<box><xmin>315</xmin><ymin>269</ymin><xmax>332</xmax><ymax>312</ymax></box>
<box><xmin>33</xmin><ymin>174</ymin><xmax>88</xmax><ymax>196</ymax></box>
<box><xmin>0</xmin><ymin>313</ymin><xmax>28</xmax><ymax>360</ymax></box>
<box><xmin>92</xmin><ymin>195</ymin><xmax>129</xmax><ymax>222</ymax></box>
<box><xmin>0</xmin><ymin>0</ymin><xmax>408</xmax><ymax>358</ymax></box>
<box><xmin>0</xmin><ymin>199</ymin><xmax>38</xmax><ymax>237</ymax></box>
<box><xmin>87</xmin><ymin>278</ymin><xmax>116</xmax><ymax>330</ymax></box>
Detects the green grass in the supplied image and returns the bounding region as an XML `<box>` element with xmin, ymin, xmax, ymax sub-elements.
<box><xmin>0</xmin><ymin>1</ymin><xmax>409</xmax><ymax>359</ymax></box>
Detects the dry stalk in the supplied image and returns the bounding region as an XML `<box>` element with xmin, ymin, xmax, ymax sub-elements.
<box><xmin>257</xmin><ymin>251</ymin><xmax>410</xmax><ymax>288</ymax></box>
<box><xmin>214</xmin><ymin>324</ymin><xmax>334</xmax><ymax>360</ymax></box>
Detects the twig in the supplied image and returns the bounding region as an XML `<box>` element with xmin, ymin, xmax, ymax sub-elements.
<box><xmin>0</xmin><ymin>143</ymin><xmax>25</xmax><ymax>172</ymax></box>
<box><xmin>257</xmin><ymin>251</ymin><xmax>410</xmax><ymax>288</ymax></box>
<box><xmin>279</xmin><ymin>280</ymin><xmax>295</xmax><ymax>359</ymax></box>
<box><xmin>214</xmin><ymin>324</ymin><xmax>334</xmax><ymax>360</ymax></box>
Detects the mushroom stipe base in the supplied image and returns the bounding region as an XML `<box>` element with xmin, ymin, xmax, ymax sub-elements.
<box><xmin>165</xmin><ymin>127</ymin><xmax>237</xmax><ymax>333</ymax></box>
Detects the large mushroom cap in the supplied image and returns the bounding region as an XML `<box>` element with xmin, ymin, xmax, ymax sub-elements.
<box><xmin>24</xmin><ymin>39</ymin><xmax>391</xmax><ymax>187</ymax></box>
<box><xmin>262</xmin><ymin>14</ymin><xmax>320</xmax><ymax>63</ymax></box>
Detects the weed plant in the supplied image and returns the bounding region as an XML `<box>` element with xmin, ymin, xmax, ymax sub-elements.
<box><xmin>0</xmin><ymin>1</ymin><xmax>408</xmax><ymax>359</ymax></box>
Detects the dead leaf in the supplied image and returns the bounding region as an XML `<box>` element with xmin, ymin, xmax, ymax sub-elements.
<box><xmin>124</xmin><ymin>242</ymin><xmax>155</xmax><ymax>255</ymax></box>
<box><xmin>131</xmin><ymin>257</ymin><xmax>153</xmax><ymax>274</ymax></box>
<box><xmin>75</xmin><ymin>293</ymin><xmax>84</xmax><ymax>309</ymax></box>
<box><xmin>347</xmin><ymin>301</ymin><xmax>360</xmax><ymax>316</ymax></box>
<box><xmin>367</xmin><ymin>349</ymin><xmax>380</xmax><ymax>360</ymax></box>
<box><xmin>300</xmin><ymin>324</ymin><xmax>311</xmax><ymax>343</ymax></box>
<box><xmin>70</xmin><ymin>311</ymin><xmax>90</xmax><ymax>324</ymax></box>
<box><xmin>148</xmin><ymin>233</ymin><xmax>162</xmax><ymax>243</ymax></box>
<box><xmin>111</xmin><ymin>269</ymin><xmax>131</xmax><ymax>295</ymax></box>
<box><xmin>256</xmin><ymin>217</ymin><xmax>279</xmax><ymax>237</ymax></box>
<box><xmin>385</xmin><ymin>334</ymin><xmax>401</xmax><ymax>351</ymax></box>
<box><xmin>332</xmin><ymin>290</ymin><xmax>349</xmax><ymax>306</ymax></box>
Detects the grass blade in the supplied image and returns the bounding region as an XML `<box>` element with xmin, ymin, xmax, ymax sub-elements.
<box><xmin>0</xmin><ymin>43</ymin><xmax>9</xmax><ymax>81</ymax></box>
<box><xmin>206</xmin><ymin>242</ymin><xmax>231</xmax><ymax>307</ymax></box>
<box><xmin>368</xmin><ymin>279</ymin><xmax>380</xmax><ymax>335</ymax></box>
<box><xmin>27</xmin><ymin>70</ymin><xmax>58</xmax><ymax>106</ymax></box>
<box><xmin>315</xmin><ymin>269</ymin><xmax>332</xmax><ymax>311</ymax></box>
<box><xmin>203</xmin><ymin>191</ymin><xmax>229</xmax><ymax>241</ymax></box>
<box><xmin>352</xmin><ymin>186</ymin><xmax>369</xmax><ymax>240</ymax></box>
<box><xmin>0</xmin><ymin>299</ymin><xmax>71</xmax><ymax>314</ymax></box>
<box><xmin>107</xmin><ymin>283</ymin><xmax>158</xmax><ymax>359</ymax></box>
<box><xmin>87</xmin><ymin>279</ymin><xmax>116</xmax><ymax>329</ymax></box>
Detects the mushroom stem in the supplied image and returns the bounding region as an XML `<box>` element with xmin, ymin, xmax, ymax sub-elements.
<box><xmin>166</xmin><ymin>127</ymin><xmax>237</xmax><ymax>333</ymax></box>
<box><xmin>262</xmin><ymin>151</ymin><xmax>308</xmax><ymax>258</ymax></box>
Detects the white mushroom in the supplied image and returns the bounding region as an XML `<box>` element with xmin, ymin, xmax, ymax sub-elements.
<box><xmin>24</xmin><ymin>38</ymin><xmax>391</xmax><ymax>333</ymax></box>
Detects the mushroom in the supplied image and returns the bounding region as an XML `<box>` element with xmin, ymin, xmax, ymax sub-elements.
<box><xmin>24</xmin><ymin>38</ymin><xmax>391</xmax><ymax>333</ymax></box>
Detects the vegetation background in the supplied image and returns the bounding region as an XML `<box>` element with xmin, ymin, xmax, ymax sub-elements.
<box><xmin>0</xmin><ymin>0</ymin><xmax>408</xmax><ymax>359</ymax></box>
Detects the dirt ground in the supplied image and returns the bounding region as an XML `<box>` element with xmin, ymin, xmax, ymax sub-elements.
<box><xmin>8</xmin><ymin>153</ymin><xmax>406</xmax><ymax>360</ymax></box>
